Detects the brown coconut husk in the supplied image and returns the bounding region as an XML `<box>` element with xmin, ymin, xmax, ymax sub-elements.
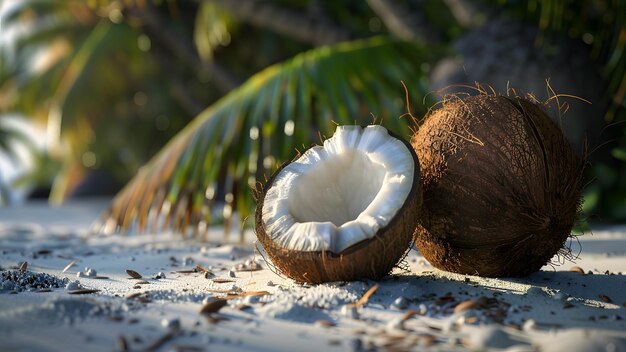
<box><xmin>254</xmin><ymin>130</ymin><xmax>422</xmax><ymax>284</ymax></box>
<box><xmin>412</xmin><ymin>93</ymin><xmax>585</xmax><ymax>277</ymax></box>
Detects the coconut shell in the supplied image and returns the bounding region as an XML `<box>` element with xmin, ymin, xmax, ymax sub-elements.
<box><xmin>412</xmin><ymin>95</ymin><xmax>584</xmax><ymax>277</ymax></box>
<box><xmin>255</xmin><ymin>130</ymin><xmax>422</xmax><ymax>284</ymax></box>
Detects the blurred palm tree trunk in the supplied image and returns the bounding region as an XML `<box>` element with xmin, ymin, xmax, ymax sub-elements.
<box><xmin>126</xmin><ymin>1</ymin><xmax>240</xmax><ymax>94</ymax></box>
<box><xmin>366</xmin><ymin>0</ymin><xmax>442</xmax><ymax>43</ymax></box>
<box><xmin>210</xmin><ymin>0</ymin><xmax>353</xmax><ymax>45</ymax></box>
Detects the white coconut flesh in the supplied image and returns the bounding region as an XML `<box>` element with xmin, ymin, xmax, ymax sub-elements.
<box><xmin>261</xmin><ymin>125</ymin><xmax>414</xmax><ymax>253</ymax></box>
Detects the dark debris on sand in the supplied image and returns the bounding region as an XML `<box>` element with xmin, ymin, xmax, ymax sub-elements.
<box><xmin>0</xmin><ymin>270</ymin><xmax>69</xmax><ymax>292</ymax></box>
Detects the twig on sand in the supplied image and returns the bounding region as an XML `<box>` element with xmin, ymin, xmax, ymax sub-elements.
<box><xmin>62</xmin><ymin>259</ymin><xmax>77</xmax><ymax>273</ymax></box>
<box><xmin>142</xmin><ymin>331</ymin><xmax>176</xmax><ymax>352</ymax></box>
<box><xmin>346</xmin><ymin>284</ymin><xmax>380</xmax><ymax>308</ymax></box>
<box><xmin>195</xmin><ymin>265</ymin><xmax>214</xmax><ymax>277</ymax></box>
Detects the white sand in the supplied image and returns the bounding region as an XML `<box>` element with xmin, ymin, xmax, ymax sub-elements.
<box><xmin>0</xmin><ymin>199</ymin><xmax>625</xmax><ymax>351</ymax></box>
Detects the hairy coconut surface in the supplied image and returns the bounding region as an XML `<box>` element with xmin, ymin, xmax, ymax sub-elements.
<box><xmin>412</xmin><ymin>94</ymin><xmax>584</xmax><ymax>277</ymax></box>
<box><xmin>255</xmin><ymin>126</ymin><xmax>422</xmax><ymax>284</ymax></box>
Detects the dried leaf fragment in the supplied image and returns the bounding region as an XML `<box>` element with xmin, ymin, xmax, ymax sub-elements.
<box><xmin>599</xmin><ymin>294</ymin><xmax>613</xmax><ymax>303</ymax></box>
<box><xmin>196</xmin><ymin>265</ymin><xmax>214</xmax><ymax>276</ymax></box>
<box><xmin>126</xmin><ymin>292</ymin><xmax>143</xmax><ymax>299</ymax></box>
<box><xmin>126</xmin><ymin>269</ymin><xmax>142</xmax><ymax>279</ymax></box>
<box><xmin>315</xmin><ymin>320</ymin><xmax>336</xmax><ymax>327</ymax></box>
<box><xmin>66</xmin><ymin>289</ymin><xmax>100</xmax><ymax>295</ymax></box>
<box><xmin>200</xmin><ymin>298</ymin><xmax>228</xmax><ymax>314</ymax></box>
<box><xmin>225</xmin><ymin>291</ymin><xmax>270</xmax><ymax>299</ymax></box>
<box><xmin>454</xmin><ymin>299</ymin><xmax>482</xmax><ymax>313</ymax></box>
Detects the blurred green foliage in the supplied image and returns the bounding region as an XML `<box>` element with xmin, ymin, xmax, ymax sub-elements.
<box><xmin>512</xmin><ymin>0</ymin><xmax>626</xmax><ymax>223</ymax></box>
<box><xmin>0</xmin><ymin>0</ymin><xmax>625</xmax><ymax>228</ymax></box>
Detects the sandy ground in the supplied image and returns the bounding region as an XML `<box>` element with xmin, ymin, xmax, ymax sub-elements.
<box><xmin>0</xmin><ymin>200</ymin><xmax>625</xmax><ymax>351</ymax></box>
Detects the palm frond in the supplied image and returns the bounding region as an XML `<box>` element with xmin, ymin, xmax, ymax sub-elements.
<box><xmin>0</xmin><ymin>122</ymin><xmax>36</xmax><ymax>163</ymax></box>
<box><xmin>96</xmin><ymin>36</ymin><xmax>437</xmax><ymax>238</ymax></box>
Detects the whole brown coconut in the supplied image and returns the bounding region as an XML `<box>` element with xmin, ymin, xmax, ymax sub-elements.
<box><xmin>412</xmin><ymin>94</ymin><xmax>585</xmax><ymax>277</ymax></box>
<box><xmin>255</xmin><ymin>125</ymin><xmax>422</xmax><ymax>284</ymax></box>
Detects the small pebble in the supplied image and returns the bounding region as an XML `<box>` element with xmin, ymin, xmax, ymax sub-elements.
<box><xmin>522</xmin><ymin>319</ymin><xmax>536</xmax><ymax>331</ymax></box>
<box><xmin>155</xmin><ymin>272</ymin><xmax>166</xmax><ymax>279</ymax></box>
<box><xmin>233</xmin><ymin>259</ymin><xmax>262</xmax><ymax>272</ymax></box>
<box><xmin>182</xmin><ymin>256</ymin><xmax>194</xmax><ymax>266</ymax></box>
<box><xmin>226</xmin><ymin>284</ymin><xmax>240</xmax><ymax>292</ymax></box>
<box><xmin>266</xmin><ymin>280</ymin><xmax>275</xmax><ymax>287</ymax></box>
<box><xmin>417</xmin><ymin>303</ymin><xmax>428</xmax><ymax>315</ymax></box>
<box><xmin>65</xmin><ymin>280</ymin><xmax>82</xmax><ymax>291</ymax></box>
<box><xmin>161</xmin><ymin>318</ymin><xmax>181</xmax><ymax>330</ymax></box>
<box><xmin>391</xmin><ymin>296</ymin><xmax>409</xmax><ymax>310</ymax></box>
<box><xmin>228</xmin><ymin>271</ymin><xmax>236</xmax><ymax>278</ymax></box>
<box><xmin>77</xmin><ymin>267</ymin><xmax>97</xmax><ymax>278</ymax></box>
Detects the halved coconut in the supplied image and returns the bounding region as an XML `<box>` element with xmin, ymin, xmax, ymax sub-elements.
<box><xmin>255</xmin><ymin>125</ymin><xmax>422</xmax><ymax>284</ymax></box>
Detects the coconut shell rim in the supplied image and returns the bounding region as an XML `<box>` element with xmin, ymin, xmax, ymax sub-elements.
<box><xmin>255</xmin><ymin>126</ymin><xmax>421</xmax><ymax>258</ymax></box>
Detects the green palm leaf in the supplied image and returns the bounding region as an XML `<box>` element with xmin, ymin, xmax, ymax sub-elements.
<box><xmin>96</xmin><ymin>36</ymin><xmax>437</xmax><ymax>238</ymax></box>
<box><xmin>0</xmin><ymin>122</ymin><xmax>36</xmax><ymax>163</ymax></box>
